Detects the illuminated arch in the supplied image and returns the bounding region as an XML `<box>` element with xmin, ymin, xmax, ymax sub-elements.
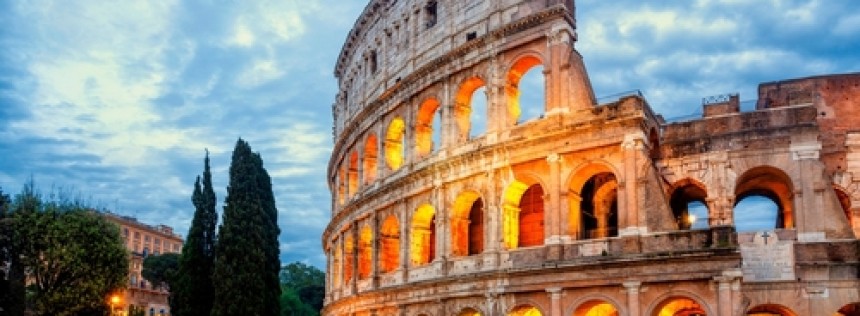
<box><xmin>567</xmin><ymin>163</ymin><xmax>620</xmax><ymax>239</ymax></box>
<box><xmin>331</xmin><ymin>239</ymin><xmax>341</xmax><ymax>287</ymax></box>
<box><xmin>572</xmin><ymin>299</ymin><xmax>621</xmax><ymax>316</ymax></box>
<box><xmin>506</xmin><ymin>54</ymin><xmax>545</xmax><ymax>124</ymax></box>
<box><xmin>343</xmin><ymin>234</ymin><xmax>355</xmax><ymax>285</ymax></box>
<box><xmin>648</xmin><ymin>294</ymin><xmax>711</xmax><ymax>316</ymax></box>
<box><xmin>338</xmin><ymin>164</ymin><xmax>347</xmax><ymax>205</ymax></box>
<box><xmin>411</xmin><ymin>204</ymin><xmax>436</xmax><ymax>266</ymax></box>
<box><xmin>379</xmin><ymin>215</ymin><xmax>400</xmax><ymax>273</ymax></box>
<box><xmin>746</xmin><ymin>304</ymin><xmax>797</xmax><ymax>316</ymax></box>
<box><xmin>348</xmin><ymin>151</ymin><xmax>359</xmax><ymax>196</ymax></box>
<box><xmin>358</xmin><ymin>224</ymin><xmax>373</xmax><ymax>279</ymax></box>
<box><xmin>670</xmin><ymin>178</ymin><xmax>709</xmax><ymax>230</ymax></box>
<box><xmin>509</xmin><ymin>304</ymin><xmax>544</xmax><ymax>316</ymax></box>
<box><xmin>836</xmin><ymin>302</ymin><xmax>860</xmax><ymax>316</ymax></box>
<box><xmin>452</xmin><ymin>190</ymin><xmax>484</xmax><ymax>256</ymax></box>
<box><xmin>416</xmin><ymin>98</ymin><xmax>442</xmax><ymax>157</ymax></box>
<box><xmin>385</xmin><ymin>117</ymin><xmax>406</xmax><ymax>171</ymax></box>
<box><xmin>501</xmin><ymin>175</ymin><xmax>546</xmax><ymax>249</ymax></box>
<box><xmin>364</xmin><ymin>134</ymin><xmax>378</xmax><ymax>184</ymax></box>
<box><xmin>733</xmin><ymin>166</ymin><xmax>795</xmax><ymax>231</ymax></box>
<box><xmin>454</xmin><ymin>76</ymin><xmax>488</xmax><ymax>140</ymax></box>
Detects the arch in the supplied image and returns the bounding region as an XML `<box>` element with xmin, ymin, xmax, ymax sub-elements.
<box><xmin>348</xmin><ymin>151</ymin><xmax>359</xmax><ymax>196</ymax></box>
<box><xmin>338</xmin><ymin>164</ymin><xmax>347</xmax><ymax>205</ymax></box>
<box><xmin>331</xmin><ymin>239</ymin><xmax>342</xmax><ymax>287</ymax></box>
<box><xmin>343</xmin><ymin>234</ymin><xmax>355</xmax><ymax>285</ymax></box>
<box><xmin>379</xmin><ymin>215</ymin><xmax>400</xmax><ymax>273</ymax></box>
<box><xmin>834</xmin><ymin>185</ymin><xmax>852</xmax><ymax>223</ymax></box>
<box><xmin>734</xmin><ymin>166</ymin><xmax>795</xmax><ymax>230</ymax></box>
<box><xmin>454</xmin><ymin>76</ymin><xmax>488</xmax><ymax>140</ymax></box>
<box><xmin>385</xmin><ymin>117</ymin><xmax>406</xmax><ymax>171</ymax></box>
<box><xmin>746</xmin><ymin>304</ymin><xmax>797</xmax><ymax>315</ymax></box>
<box><xmin>649</xmin><ymin>295</ymin><xmax>710</xmax><ymax>316</ymax></box>
<box><xmin>411</xmin><ymin>204</ymin><xmax>436</xmax><ymax>266</ymax></box>
<box><xmin>519</xmin><ymin>183</ymin><xmax>545</xmax><ymax>247</ymax></box>
<box><xmin>416</xmin><ymin>98</ymin><xmax>442</xmax><ymax>157</ymax></box>
<box><xmin>506</xmin><ymin>54</ymin><xmax>545</xmax><ymax>125</ymax></box>
<box><xmin>501</xmin><ymin>175</ymin><xmax>545</xmax><ymax>250</ymax></box>
<box><xmin>509</xmin><ymin>304</ymin><xmax>544</xmax><ymax>316</ymax></box>
<box><xmin>358</xmin><ymin>224</ymin><xmax>372</xmax><ymax>279</ymax></box>
<box><xmin>452</xmin><ymin>190</ymin><xmax>484</xmax><ymax>256</ymax></box>
<box><xmin>836</xmin><ymin>302</ymin><xmax>860</xmax><ymax>316</ymax></box>
<box><xmin>572</xmin><ymin>170</ymin><xmax>619</xmax><ymax>239</ymax></box>
<box><xmin>572</xmin><ymin>299</ymin><xmax>621</xmax><ymax>316</ymax></box>
<box><xmin>670</xmin><ymin>178</ymin><xmax>709</xmax><ymax>230</ymax></box>
<box><xmin>458</xmin><ymin>307</ymin><xmax>483</xmax><ymax>316</ymax></box>
<box><xmin>364</xmin><ymin>134</ymin><xmax>378</xmax><ymax>184</ymax></box>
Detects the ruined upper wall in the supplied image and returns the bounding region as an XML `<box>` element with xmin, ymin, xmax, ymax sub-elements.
<box><xmin>757</xmin><ymin>73</ymin><xmax>860</xmax><ymax>174</ymax></box>
<box><xmin>332</xmin><ymin>0</ymin><xmax>575</xmax><ymax>137</ymax></box>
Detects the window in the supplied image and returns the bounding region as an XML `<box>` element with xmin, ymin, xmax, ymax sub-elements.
<box><xmin>424</xmin><ymin>1</ymin><xmax>437</xmax><ymax>28</ymax></box>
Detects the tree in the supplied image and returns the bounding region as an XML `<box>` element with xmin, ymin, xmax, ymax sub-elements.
<box><xmin>212</xmin><ymin>139</ymin><xmax>281</xmax><ymax>316</ymax></box>
<box><xmin>0</xmin><ymin>187</ymin><xmax>21</xmax><ymax>314</ymax></box>
<box><xmin>142</xmin><ymin>253</ymin><xmax>180</xmax><ymax>290</ymax></box>
<box><xmin>8</xmin><ymin>185</ymin><xmax>128</xmax><ymax>315</ymax></box>
<box><xmin>279</xmin><ymin>262</ymin><xmax>325</xmax><ymax>315</ymax></box>
<box><xmin>172</xmin><ymin>150</ymin><xmax>218</xmax><ymax>316</ymax></box>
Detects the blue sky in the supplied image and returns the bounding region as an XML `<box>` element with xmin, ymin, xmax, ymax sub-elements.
<box><xmin>1</xmin><ymin>1</ymin><xmax>858</xmax><ymax>268</ymax></box>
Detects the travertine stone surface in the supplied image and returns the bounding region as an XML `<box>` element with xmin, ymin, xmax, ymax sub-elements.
<box><xmin>323</xmin><ymin>1</ymin><xmax>860</xmax><ymax>315</ymax></box>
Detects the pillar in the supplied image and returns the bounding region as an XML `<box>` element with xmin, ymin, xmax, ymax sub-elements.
<box><xmin>623</xmin><ymin>281</ymin><xmax>641</xmax><ymax>316</ymax></box>
<box><xmin>547</xmin><ymin>287</ymin><xmax>563</xmax><ymax>316</ymax></box>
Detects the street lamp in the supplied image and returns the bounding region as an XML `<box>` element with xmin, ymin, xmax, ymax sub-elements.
<box><xmin>109</xmin><ymin>295</ymin><xmax>121</xmax><ymax>316</ymax></box>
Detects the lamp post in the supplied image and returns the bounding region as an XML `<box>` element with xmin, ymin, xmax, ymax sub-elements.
<box><xmin>109</xmin><ymin>294</ymin><xmax>121</xmax><ymax>316</ymax></box>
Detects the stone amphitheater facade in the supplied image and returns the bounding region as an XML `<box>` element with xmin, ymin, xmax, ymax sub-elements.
<box><xmin>322</xmin><ymin>1</ymin><xmax>860</xmax><ymax>315</ymax></box>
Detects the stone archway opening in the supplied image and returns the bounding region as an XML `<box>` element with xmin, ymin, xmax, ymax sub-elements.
<box><xmin>834</xmin><ymin>186</ymin><xmax>852</xmax><ymax>223</ymax></box>
<box><xmin>343</xmin><ymin>234</ymin><xmax>355</xmax><ymax>285</ymax></box>
<box><xmin>458</xmin><ymin>307</ymin><xmax>482</xmax><ymax>316</ymax></box>
<box><xmin>670</xmin><ymin>179</ymin><xmax>709</xmax><ymax>230</ymax></box>
<box><xmin>509</xmin><ymin>304</ymin><xmax>543</xmax><ymax>316</ymax></box>
<box><xmin>836</xmin><ymin>302</ymin><xmax>860</xmax><ymax>316</ymax></box>
<box><xmin>733</xmin><ymin>166</ymin><xmax>794</xmax><ymax>231</ymax></box>
<box><xmin>385</xmin><ymin>117</ymin><xmax>406</xmax><ymax>171</ymax></box>
<box><xmin>411</xmin><ymin>204</ymin><xmax>436</xmax><ymax>266</ymax></box>
<box><xmin>573</xmin><ymin>299</ymin><xmax>619</xmax><ymax>316</ymax></box>
<box><xmin>518</xmin><ymin>184</ymin><xmax>545</xmax><ymax>247</ymax></box>
<box><xmin>506</xmin><ymin>55</ymin><xmax>545</xmax><ymax>125</ymax></box>
<box><xmin>348</xmin><ymin>151</ymin><xmax>359</xmax><ymax>196</ymax></box>
<box><xmin>363</xmin><ymin>134</ymin><xmax>378</xmax><ymax>184</ymax></box>
<box><xmin>452</xmin><ymin>191</ymin><xmax>484</xmax><ymax>256</ymax></box>
<box><xmin>580</xmin><ymin>173</ymin><xmax>618</xmax><ymax>239</ymax></box>
<box><xmin>379</xmin><ymin>215</ymin><xmax>400</xmax><ymax>273</ymax></box>
<box><xmin>358</xmin><ymin>224</ymin><xmax>372</xmax><ymax>279</ymax></box>
<box><xmin>416</xmin><ymin>98</ymin><xmax>442</xmax><ymax>157</ymax></box>
<box><xmin>746</xmin><ymin>304</ymin><xmax>797</xmax><ymax>316</ymax></box>
<box><xmin>652</xmin><ymin>297</ymin><xmax>706</xmax><ymax>316</ymax></box>
<box><xmin>454</xmin><ymin>77</ymin><xmax>488</xmax><ymax>140</ymax></box>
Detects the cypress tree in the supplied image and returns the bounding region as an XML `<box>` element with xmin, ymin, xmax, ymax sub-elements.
<box><xmin>173</xmin><ymin>151</ymin><xmax>218</xmax><ymax>316</ymax></box>
<box><xmin>212</xmin><ymin>139</ymin><xmax>281</xmax><ymax>316</ymax></box>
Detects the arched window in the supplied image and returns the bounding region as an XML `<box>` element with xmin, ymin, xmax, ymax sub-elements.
<box><xmin>348</xmin><ymin>151</ymin><xmax>359</xmax><ymax>196</ymax></box>
<box><xmin>670</xmin><ymin>180</ymin><xmax>709</xmax><ymax>230</ymax></box>
<box><xmin>509</xmin><ymin>304</ymin><xmax>542</xmax><ymax>316</ymax></box>
<box><xmin>416</xmin><ymin>98</ymin><xmax>442</xmax><ymax>156</ymax></box>
<box><xmin>579</xmin><ymin>173</ymin><xmax>618</xmax><ymax>239</ymax></box>
<box><xmin>411</xmin><ymin>204</ymin><xmax>436</xmax><ymax>266</ymax></box>
<box><xmin>518</xmin><ymin>184</ymin><xmax>545</xmax><ymax>247</ymax></box>
<box><xmin>573</xmin><ymin>300</ymin><xmax>619</xmax><ymax>316</ymax></box>
<box><xmin>343</xmin><ymin>235</ymin><xmax>354</xmax><ymax>284</ymax></box>
<box><xmin>653</xmin><ymin>297</ymin><xmax>706</xmax><ymax>316</ymax></box>
<box><xmin>451</xmin><ymin>191</ymin><xmax>483</xmax><ymax>256</ymax></box>
<box><xmin>364</xmin><ymin>134</ymin><xmax>378</xmax><ymax>184</ymax></box>
<box><xmin>458</xmin><ymin>307</ymin><xmax>482</xmax><ymax>316</ymax></box>
<box><xmin>454</xmin><ymin>77</ymin><xmax>488</xmax><ymax>141</ymax></box>
<box><xmin>338</xmin><ymin>164</ymin><xmax>347</xmax><ymax>205</ymax></box>
<box><xmin>379</xmin><ymin>215</ymin><xmax>400</xmax><ymax>273</ymax></box>
<box><xmin>506</xmin><ymin>56</ymin><xmax>545</xmax><ymax>124</ymax></box>
<box><xmin>747</xmin><ymin>304</ymin><xmax>797</xmax><ymax>316</ymax></box>
<box><xmin>358</xmin><ymin>225</ymin><xmax>372</xmax><ymax>279</ymax></box>
<box><xmin>385</xmin><ymin>117</ymin><xmax>406</xmax><ymax>171</ymax></box>
<box><xmin>734</xmin><ymin>166</ymin><xmax>794</xmax><ymax>231</ymax></box>
<box><xmin>836</xmin><ymin>303</ymin><xmax>859</xmax><ymax>316</ymax></box>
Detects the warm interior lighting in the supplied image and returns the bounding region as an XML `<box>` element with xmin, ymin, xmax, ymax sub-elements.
<box><xmin>358</xmin><ymin>225</ymin><xmax>372</xmax><ymax>279</ymax></box>
<box><xmin>385</xmin><ymin>117</ymin><xmax>406</xmax><ymax>170</ymax></box>
<box><xmin>363</xmin><ymin>134</ymin><xmax>378</xmax><ymax>184</ymax></box>
<box><xmin>509</xmin><ymin>305</ymin><xmax>543</xmax><ymax>316</ymax></box>
<box><xmin>410</xmin><ymin>204</ymin><xmax>436</xmax><ymax>265</ymax></box>
<box><xmin>574</xmin><ymin>301</ymin><xmax>618</xmax><ymax>316</ymax></box>
<box><xmin>454</xmin><ymin>77</ymin><xmax>486</xmax><ymax>139</ymax></box>
<box><xmin>379</xmin><ymin>215</ymin><xmax>400</xmax><ymax>273</ymax></box>
<box><xmin>656</xmin><ymin>297</ymin><xmax>704</xmax><ymax>316</ymax></box>
<box><xmin>415</xmin><ymin>98</ymin><xmax>440</xmax><ymax>156</ymax></box>
<box><xmin>506</xmin><ymin>56</ymin><xmax>542</xmax><ymax>124</ymax></box>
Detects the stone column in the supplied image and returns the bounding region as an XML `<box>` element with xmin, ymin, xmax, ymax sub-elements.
<box><xmin>546</xmin><ymin>153</ymin><xmax>562</xmax><ymax>240</ymax></box>
<box><xmin>623</xmin><ymin>281</ymin><xmax>641</xmax><ymax>316</ymax></box>
<box><xmin>547</xmin><ymin>287</ymin><xmax>563</xmax><ymax>316</ymax></box>
<box><xmin>620</xmin><ymin>133</ymin><xmax>644</xmax><ymax>235</ymax></box>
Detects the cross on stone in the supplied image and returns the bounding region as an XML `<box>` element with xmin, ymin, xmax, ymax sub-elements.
<box><xmin>761</xmin><ymin>231</ymin><xmax>772</xmax><ymax>245</ymax></box>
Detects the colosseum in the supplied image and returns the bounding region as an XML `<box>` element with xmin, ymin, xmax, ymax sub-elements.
<box><xmin>322</xmin><ymin>1</ymin><xmax>860</xmax><ymax>315</ymax></box>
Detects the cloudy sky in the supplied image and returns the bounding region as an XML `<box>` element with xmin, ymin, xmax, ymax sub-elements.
<box><xmin>1</xmin><ymin>0</ymin><xmax>858</xmax><ymax>268</ymax></box>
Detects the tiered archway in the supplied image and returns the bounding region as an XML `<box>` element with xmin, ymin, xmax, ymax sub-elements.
<box><xmin>411</xmin><ymin>204</ymin><xmax>436</xmax><ymax>266</ymax></box>
<box><xmin>358</xmin><ymin>224</ymin><xmax>373</xmax><ymax>280</ymax></box>
<box><xmin>502</xmin><ymin>178</ymin><xmax>546</xmax><ymax>249</ymax></box>
<box><xmin>451</xmin><ymin>190</ymin><xmax>484</xmax><ymax>256</ymax></box>
<box><xmin>651</xmin><ymin>296</ymin><xmax>707</xmax><ymax>316</ymax></box>
<box><xmin>670</xmin><ymin>179</ymin><xmax>709</xmax><ymax>230</ymax></box>
<box><xmin>364</xmin><ymin>134</ymin><xmax>378</xmax><ymax>184</ymax></box>
<box><xmin>733</xmin><ymin>166</ymin><xmax>795</xmax><ymax>232</ymax></box>
<box><xmin>385</xmin><ymin>117</ymin><xmax>406</xmax><ymax>171</ymax></box>
<box><xmin>416</xmin><ymin>98</ymin><xmax>442</xmax><ymax>157</ymax></box>
<box><xmin>379</xmin><ymin>215</ymin><xmax>400</xmax><ymax>273</ymax></box>
<box><xmin>568</xmin><ymin>164</ymin><xmax>620</xmax><ymax>240</ymax></box>
<box><xmin>343</xmin><ymin>234</ymin><xmax>355</xmax><ymax>285</ymax></box>
<box><xmin>506</xmin><ymin>55</ymin><xmax>545</xmax><ymax>125</ymax></box>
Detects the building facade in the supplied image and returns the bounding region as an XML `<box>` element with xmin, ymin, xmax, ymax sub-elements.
<box><xmin>323</xmin><ymin>1</ymin><xmax>860</xmax><ymax>315</ymax></box>
<box><xmin>104</xmin><ymin>213</ymin><xmax>184</xmax><ymax>316</ymax></box>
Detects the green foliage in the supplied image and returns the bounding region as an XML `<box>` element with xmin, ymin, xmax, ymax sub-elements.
<box><xmin>279</xmin><ymin>262</ymin><xmax>325</xmax><ymax>315</ymax></box>
<box><xmin>173</xmin><ymin>150</ymin><xmax>218</xmax><ymax>316</ymax></box>
<box><xmin>5</xmin><ymin>184</ymin><xmax>128</xmax><ymax>315</ymax></box>
<box><xmin>212</xmin><ymin>139</ymin><xmax>281</xmax><ymax>316</ymax></box>
<box><xmin>142</xmin><ymin>253</ymin><xmax>180</xmax><ymax>289</ymax></box>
